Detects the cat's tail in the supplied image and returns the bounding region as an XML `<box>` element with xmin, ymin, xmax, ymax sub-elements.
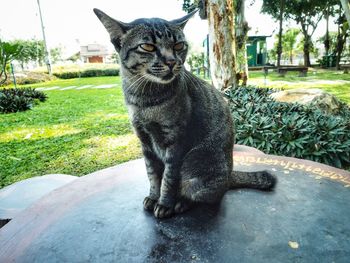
<box><xmin>230</xmin><ymin>170</ymin><xmax>277</xmax><ymax>191</ymax></box>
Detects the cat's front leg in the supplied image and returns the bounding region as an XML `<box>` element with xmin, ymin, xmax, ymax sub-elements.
<box><xmin>133</xmin><ymin>124</ymin><xmax>164</xmax><ymax>211</ymax></box>
<box><xmin>142</xmin><ymin>149</ymin><xmax>164</xmax><ymax>211</ymax></box>
<box><xmin>154</xmin><ymin>150</ymin><xmax>182</xmax><ymax>219</ymax></box>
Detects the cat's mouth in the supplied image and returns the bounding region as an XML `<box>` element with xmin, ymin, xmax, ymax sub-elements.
<box><xmin>162</xmin><ymin>72</ymin><xmax>174</xmax><ymax>81</ymax></box>
<box><xmin>146</xmin><ymin>68</ymin><xmax>177</xmax><ymax>84</ymax></box>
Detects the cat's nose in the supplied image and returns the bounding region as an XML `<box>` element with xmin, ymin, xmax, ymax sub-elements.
<box><xmin>165</xmin><ymin>58</ymin><xmax>176</xmax><ymax>68</ymax></box>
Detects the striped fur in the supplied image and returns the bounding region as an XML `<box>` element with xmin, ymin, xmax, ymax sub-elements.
<box><xmin>231</xmin><ymin>171</ymin><xmax>277</xmax><ymax>190</ymax></box>
<box><xmin>94</xmin><ymin>9</ymin><xmax>276</xmax><ymax>219</ymax></box>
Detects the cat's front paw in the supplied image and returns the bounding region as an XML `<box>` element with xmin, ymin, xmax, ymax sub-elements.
<box><xmin>143</xmin><ymin>196</ymin><xmax>157</xmax><ymax>211</ymax></box>
<box><xmin>153</xmin><ymin>203</ymin><xmax>174</xmax><ymax>219</ymax></box>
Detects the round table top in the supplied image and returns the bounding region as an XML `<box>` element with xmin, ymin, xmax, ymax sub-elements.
<box><xmin>1</xmin><ymin>147</ymin><xmax>350</xmax><ymax>262</ymax></box>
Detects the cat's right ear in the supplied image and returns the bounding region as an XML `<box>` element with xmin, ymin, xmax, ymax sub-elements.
<box><xmin>170</xmin><ymin>9</ymin><xmax>198</xmax><ymax>29</ymax></box>
<box><xmin>93</xmin><ymin>8</ymin><xmax>131</xmax><ymax>51</ymax></box>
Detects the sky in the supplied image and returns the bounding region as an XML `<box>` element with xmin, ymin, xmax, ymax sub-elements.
<box><xmin>0</xmin><ymin>0</ymin><xmax>337</xmax><ymax>58</ymax></box>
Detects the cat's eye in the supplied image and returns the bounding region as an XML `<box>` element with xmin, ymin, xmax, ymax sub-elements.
<box><xmin>140</xmin><ymin>43</ymin><xmax>156</xmax><ymax>52</ymax></box>
<box><xmin>174</xmin><ymin>42</ymin><xmax>185</xmax><ymax>51</ymax></box>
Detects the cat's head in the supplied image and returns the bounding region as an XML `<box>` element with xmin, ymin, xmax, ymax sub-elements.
<box><xmin>94</xmin><ymin>8</ymin><xmax>196</xmax><ymax>84</ymax></box>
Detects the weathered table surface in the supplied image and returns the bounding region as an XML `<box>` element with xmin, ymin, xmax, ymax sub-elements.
<box><xmin>0</xmin><ymin>174</ymin><xmax>77</xmax><ymax>222</ymax></box>
<box><xmin>0</xmin><ymin>146</ymin><xmax>349</xmax><ymax>262</ymax></box>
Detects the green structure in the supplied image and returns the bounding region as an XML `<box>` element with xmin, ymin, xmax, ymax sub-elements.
<box><xmin>202</xmin><ymin>35</ymin><xmax>270</xmax><ymax>73</ymax></box>
<box><xmin>247</xmin><ymin>36</ymin><xmax>269</xmax><ymax>67</ymax></box>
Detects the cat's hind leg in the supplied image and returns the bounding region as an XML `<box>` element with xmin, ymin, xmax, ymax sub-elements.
<box><xmin>174</xmin><ymin>198</ymin><xmax>194</xmax><ymax>214</ymax></box>
<box><xmin>177</xmin><ymin>147</ymin><xmax>231</xmax><ymax>209</ymax></box>
<box><xmin>180</xmin><ymin>176</ymin><xmax>228</xmax><ymax>204</ymax></box>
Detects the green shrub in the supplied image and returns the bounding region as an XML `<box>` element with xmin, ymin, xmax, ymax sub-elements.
<box><xmin>0</xmin><ymin>71</ymin><xmax>55</xmax><ymax>86</ymax></box>
<box><xmin>100</xmin><ymin>68</ymin><xmax>119</xmax><ymax>76</ymax></box>
<box><xmin>54</xmin><ymin>71</ymin><xmax>80</xmax><ymax>79</ymax></box>
<box><xmin>81</xmin><ymin>69</ymin><xmax>99</xmax><ymax>77</ymax></box>
<box><xmin>54</xmin><ymin>68</ymin><xmax>119</xmax><ymax>79</ymax></box>
<box><xmin>0</xmin><ymin>87</ymin><xmax>47</xmax><ymax>114</ymax></box>
<box><xmin>225</xmin><ymin>86</ymin><xmax>350</xmax><ymax>169</ymax></box>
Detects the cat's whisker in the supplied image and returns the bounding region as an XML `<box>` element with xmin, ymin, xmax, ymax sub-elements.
<box><xmin>185</xmin><ymin>70</ymin><xmax>201</xmax><ymax>90</ymax></box>
<box><xmin>183</xmin><ymin>70</ymin><xmax>197</xmax><ymax>90</ymax></box>
<box><xmin>126</xmin><ymin>75</ymin><xmax>147</xmax><ymax>93</ymax></box>
<box><xmin>134</xmin><ymin>77</ymin><xmax>149</xmax><ymax>93</ymax></box>
<box><xmin>124</xmin><ymin>75</ymin><xmax>141</xmax><ymax>88</ymax></box>
<box><xmin>125</xmin><ymin>79</ymin><xmax>140</xmax><ymax>93</ymax></box>
<box><xmin>138</xmin><ymin>76</ymin><xmax>149</xmax><ymax>96</ymax></box>
<box><xmin>125</xmin><ymin>73</ymin><xmax>142</xmax><ymax>83</ymax></box>
<box><xmin>135</xmin><ymin>75</ymin><xmax>153</xmax><ymax>96</ymax></box>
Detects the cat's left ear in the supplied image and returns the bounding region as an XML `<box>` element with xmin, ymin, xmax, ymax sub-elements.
<box><xmin>93</xmin><ymin>8</ymin><xmax>132</xmax><ymax>51</ymax></box>
<box><xmin>170</xmin><ymin>9</ymin><xmax>198</xmax><ymax>30</ymax></box>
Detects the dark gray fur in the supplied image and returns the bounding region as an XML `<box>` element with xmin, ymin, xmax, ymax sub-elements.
<box><xmin>94</xmin><ymin>9</ymin><xmax>276</xmax><ymax>218</ymax></box>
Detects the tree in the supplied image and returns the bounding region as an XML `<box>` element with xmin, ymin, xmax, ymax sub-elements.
<box><xmin>324</xmin><ymin>6</ymin><xmax>331</xmax><ymax>56</ymax></box>
<box><xmin>270</xmin><ymin>28</ymin><xmax>301</xmax><ymax>64</ymax></box>
<box><xmin>28</xmin><ymin>39</ymin><xmax>45</xmax><ymax>66</ymax></box>
<box><xmin>187</xmin><ymin>52</ymin><xmax>205</xmax><ymax>73</ymax></box>
<box><xmin>67</xmin><ymin>52</ymin><xmax>80</xmax><ymax>63</ymax></box>
<box><xmin>340</xmin><ymin>0</ymin><xmax>350</xmax><ymax>26</ymax></box>
<box><xmin>261</xmin><ymin>0</ymin><xmax>286</xmax><ymax>67</ymax></box>
<box><xmin>335</xmin><ymin>4</ymin><xmax>349</xmax><ymax>69</ymax></box>
<box><xmin>205</xmin><ymin>0</ymin><xmax>237</xmax><ymax>90</ymax></box>
<box><xmin>285</xmin><ymin>1</ymin><xmax>330</xmax><ymax>67</ymax></box>
<box><xmin>10</xmin><ymin>40</ymin><xmax>31</xmax><ymax>70</ymax></box>
<box><xmin>10</xmin><ymin>39</ymin><xmax>45</xmax><ymax>69</ymax></box>
<box><xmin>321</xmin><ymin>1</ymin><xmax>338</xmax><ymax>57</ymax></box>
<box><xmin>276</xmin><ymin>0</ymin><xmax>285</xmax><ymax>67</ymax></box>
<box><xmin>296</xmin><ymin>35</ymin><xmax>318</xmax><ymax>60</ymax></box>
<box><xmin>50</xmin><ymin>46</ymin><xmax>63</xmax><ymax>64</ymax></box>
<box><xmin>235</xmin><ymin>0</ymin><xmax>250</xmax><ymax>86</ymax></box>
<box><xmin>317</xmin><ymin>31</ymin><xmax>338</xmax><ymax>54</ymax></box>
<box><xmin>183</xmin><ymin>0</ymin><xmax>237</xmax><ymax>91</ymax></box>
<box><xmin>263</xmin><ymin>0</ymin><xmax>333</xmax><ymax>67</ymax></box>
<box><xmin>323</xmin><ymin>4</ymin><xmax>334</xmax><ymax>56</ymax></box>
<box><xmin>0</xmin><ymin>40</ymin><xmax>22</xmax><ymax>85</ymax></box>
<box><xmin>282</xmin><ymin>28</ymin><xmax>300</xmax><ymax>64</ymax></box>
<box><xmin>111</xmin><ymin>53</ymin><xmax>120</xmax><ymax>64</ymax></box>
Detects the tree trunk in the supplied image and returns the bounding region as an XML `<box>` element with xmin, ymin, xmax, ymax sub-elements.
<box><xmin>303</xmin><ymin>35</ymin><xmax>311</xmax><ymax>67</ymax></box>
<box><xmin>335</xmin><ymin>36</ymin><xmax>344</xmax><ymax>70</ymax></box>
<box><xmin>0</xmin><ymin>55</ymin><xmax>9</xmax><ymax>85</ymax></box>
<box><xmin>235</xmin><ymin>0</ymin><xmax>249</xmax><ymax>86</ymax></box>
<box><xmin>300</xmin><ymin>25</ymin><xmax>311</xmax><ymax>67</ymax></box>
<box><xmin>277</xmin><ymin>0</ymin><xmax>285</xmax><ymax>67</ymax></box>
<box><xmin>0</xmin><ymin>68</ymin><xmax>8</xmax><ymax>86</ymax></box>
<box><xmin>324</xmin><ymin>6</ymin><xmax>330</xmax><ymax>56</ymax></box>
<box><xmin>340</xmin><ymin>0</ymin><xmax>350</xmax><ymax>26</ymax></box>
<box><xmin>335</xmin><ymin>22</ymin><xmax>348</xmax><ymax>70</ymax></box>
<box><xmin>206</xmin><ymin>0</ymin><xmax>236</xmax><ymax>91</ymax></box>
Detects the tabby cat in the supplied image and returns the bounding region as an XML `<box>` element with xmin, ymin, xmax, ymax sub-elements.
<box><xmin>94</xmin><ymin>9</ymin><xmax>276</xmax><ymax>219</ymax></box>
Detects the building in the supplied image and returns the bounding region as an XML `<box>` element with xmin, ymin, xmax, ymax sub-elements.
<box><xmin>247</xmin><ymin>36</ymin><xmax>270</xmax><ymax>67</ymax></box>
<box><xmin>80</xmin><ymin>44</ymin><xmax>109</xmax><ymax>63</ymax></box>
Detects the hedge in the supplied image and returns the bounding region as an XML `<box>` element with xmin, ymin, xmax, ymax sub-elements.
<box><xmin>53</xmin><ymin>68</ymin><xmax>119</xmax><ymax>79</ymax></box>
<box><xmin>225</xmin><ymin>86</ymin><xmax>350</xmax><ymax>169</ymax></box>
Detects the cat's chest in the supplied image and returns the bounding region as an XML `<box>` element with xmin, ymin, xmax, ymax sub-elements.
<box><xmin>124</xmin><ymin>83</ymin><xmax>189</xmax><ymax>123</ymax></box>
<box><xmin>127</xmin><ymin>105</ymin><xmax>182</xmax><ymax>158</ymax></box>
<box><xmin>128</xmin><ymin>105</ymin><xmax>178</xmax><ymax>138</ymax></box>
<box><xmin>127</xmin><ymin>102</ymin><xmax>179</xmax><ymax>124</ymax></box>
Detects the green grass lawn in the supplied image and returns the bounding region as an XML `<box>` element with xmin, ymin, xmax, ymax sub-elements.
<box><xmin>23</xmin><ymin>75</ymin><xmax>123</xmax><ymax>88</ymax></box>
<box><xmin>0</xmin><ymin>76</ymin><xmax>141</xmax><ymax>188</ymax></box>
<box><xmin>249</xmin><ymin>69</ymin><xmax>350</xmax><ymax>104</ymax></box>
<box><xmin>1</xmin><ymin>70</ymin><xmax>349</xmax><ymax>188</ymax></box>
